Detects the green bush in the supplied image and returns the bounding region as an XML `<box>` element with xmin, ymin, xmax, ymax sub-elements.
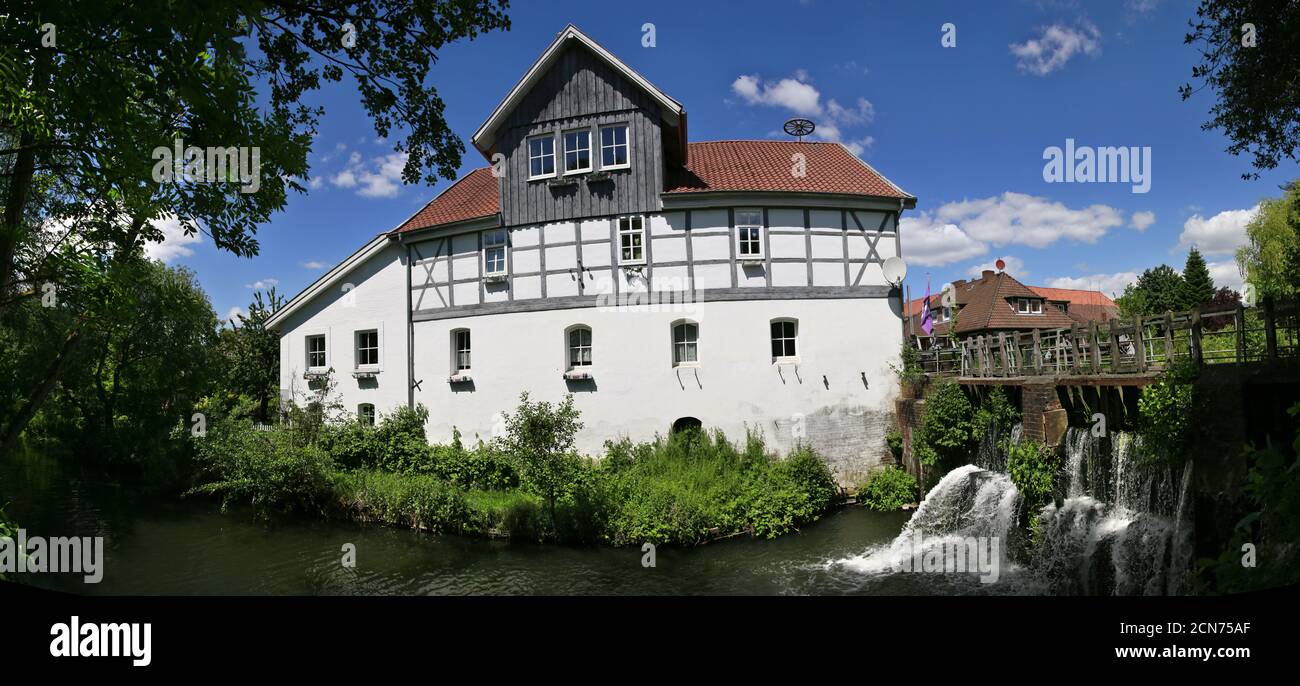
<box><xmin>428</xmin><ymin>432</ymin><xmax>519</xmax><ymax>490</ymax></box>
<box><xmin>1007</xmin><ymin>439</ymin><xmax>1057</xmax><ymax>534</ymax></box>
<box><xmin>187</xmin><ymin>414</ymin><xmax>336</xmax><ymax>518</ymax></box>
<box><xmin>333</xmin><ymin>469</ymin><xmax>472</xmax><ymax>534</ymax></box>
<box><xmin>886</xmin><ymin>427</ymin><xmax>903</xmax><ymax>461</ymax></box>
<box><xmin>913</xmin><ymin>380</ymin><xmax>976</xmax><ymax>476</ymax></box>
<box><xmin>973</xmin><ymin>386</ymin><xmax>1020</xmax><ymax>445</ymax></box>
<box><xmin>1137</xmin><ymin>360</ymin><xmax>1201</xmax><ymax>466</ymax></box>
<box><xmin>858</xmin><ymin>466</ymin><xmax>918</xmax><ymax>511</ymax></box>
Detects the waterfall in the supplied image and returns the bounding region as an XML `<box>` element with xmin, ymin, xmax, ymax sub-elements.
<box><xmin>842</xmin><ymin>426</ymin><xmax>1196</xmax><ymax>595</ymax></box>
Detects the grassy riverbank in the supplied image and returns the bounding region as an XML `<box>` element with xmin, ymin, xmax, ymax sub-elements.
<box><xmin>187</xmin><ymin>395</ymin><xmax>840</xmax><ymax>546</ymax></box>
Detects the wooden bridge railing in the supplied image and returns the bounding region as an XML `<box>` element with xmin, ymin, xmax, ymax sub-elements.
<box><xmin>915</xmin><ymin>297</ymin><xmax>1300</xmax><ymax>379</ymax></box>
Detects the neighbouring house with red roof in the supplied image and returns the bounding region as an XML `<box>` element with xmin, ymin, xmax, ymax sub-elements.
<box><xmin>906</xmin><ymin>270</ymin><xmax>1118</xmax><ymax>347</ymax></box>
<box><xmin>267</xmin><ymin>24</ymin><xmax>916</xmax><ymax>482</ymax></box>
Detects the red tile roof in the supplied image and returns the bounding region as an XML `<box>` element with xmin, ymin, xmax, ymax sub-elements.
<box><xmin>392</xmin><ymin>140</ymin><xmax>912</xmax><ymax>234</ymax></box>
<box><xmin>1028</xmin><ymin>286</ymin><xmax>1117</xmax><ymax>308</ymax></box>
<box><xmin>393</xmin><ymin>167</ymin><xmax>499</xmax><ymax>234</ymax></box>
<box><xmin>666</xmin><ymin>141</ymin><xmax>912</xmax><ymax>199</ymax></box>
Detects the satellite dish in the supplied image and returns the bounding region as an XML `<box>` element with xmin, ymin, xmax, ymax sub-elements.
<box><xmin>995</xmin><ymin>258</ymin><xmax>1006</xmax><ymax>271</ymax></box>
<box><xmin>941</xmin><ymin>282</ymin><xmax>956</xmax><ymax>307</ymax></box>
<box><xmin>881</xmin><ymin>256</ymin><xmax>907</xmax><ymax>285</ymax></box>
<box><xmin>783</xmin><ymin>118</ymin><xmax>816</xmax><ymax>142</ymax></box>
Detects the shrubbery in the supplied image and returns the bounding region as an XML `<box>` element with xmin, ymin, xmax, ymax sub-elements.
<box><xmin>858</xmin><ymin>467</ymin><xmax>918</xmax><ymax>511</ymax></box>
<box><xmin>1007</xmin><ymin>438</ymin><xmax>1058</xmax><ymax>538</ymax></box>
<box><xmin>187</xmin><ymin>394</ymin><xmax>842</xmax><ymax>546</ymax></box>
<box><xmin>913</xmin><ymin>380</ymin><xmax>976</xmax><ymax>477</ymax></box>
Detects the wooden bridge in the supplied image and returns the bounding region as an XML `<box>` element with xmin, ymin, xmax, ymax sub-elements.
<box><xmin>915</xmin><ymin>297</ymin><xmax>1300</xmax><ymax>385</ymax></box>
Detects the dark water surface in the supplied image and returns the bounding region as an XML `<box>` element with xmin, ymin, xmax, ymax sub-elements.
<box><xmin>1</xmin><ymin>451</ymin><xmax>942</xmax><ymax>595</ymax></box>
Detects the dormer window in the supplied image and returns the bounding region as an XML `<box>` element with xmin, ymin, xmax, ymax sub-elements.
<box><xmin>528</xmin><ymin>134</ymin><xmax>556</xmax><ymax>179</ymax></box>
<box><xmin>599</xmin><ymin>124</ymin><xmax>629</xmax><ymax>170</ymax></box>
<box><xmin>1016</xmin><ymin>298</ymin><xmax>1043</xmax><ymax>314</ymax></box>
<box><xmin>563</xmin><ymin>129</ymin><xmax>592</xmax><ymax>174</ymax></box>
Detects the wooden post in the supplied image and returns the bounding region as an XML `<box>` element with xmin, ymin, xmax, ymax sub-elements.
<box><xmin>996</xmin><ymin>333</ymin><xmax>1007</xmax><ymax>377</ymax></box>
<box><xmin>1264</xmin><ymin>296</ymin><xmax>1278</xmax><ymax>361</ymax></box>
<box><xmin>1108</xmin><ymin>319</ymin><xmax>1122</xmax><ymax>373</ymax></box>
<box><xmin>1012</xmin><ymin>331</ymin><xmax>1023</xmax><ymax>376</ymax></box>
<box><xmin>1163</xmin><ymin>311</ymin><xmax>1174</xmax><ymax>365</ymax></box>
<box><xmin>1134</xmin><ymin>315</ymin><xmax>1146</xmax><ymax>372</ymax></box>
<box><xmin>1190</xmin><ymin>309</ymin><xmax>1203</xmax><ymax>367</ymax></box>
<box><xmin>1070</xmin><ymin>325</ymin><xmax>1083</xmax><ymax>375</ymax></box>
<box><xmin>1234</xmin><ymin>303</ymin><xmax>1246</xmax><ymax>364</ymax></box>
<box><xmin>1032</xmin><ymin>328</ymin><xmax>1043</xmax><ymax>375</ymax></box>
<box><xmin>1088</xmin><ymin>321</ymin><xmax>1102</xmax><ymax>374</ymax></box>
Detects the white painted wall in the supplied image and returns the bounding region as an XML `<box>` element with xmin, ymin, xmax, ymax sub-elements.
<box><xmin>411</xmin><ymin>296</ymin><xmax>901</xmax><ymax>481</ymax></box>
<box><xmin>277</xmin><ymin>241</ymin><xmax>410</xmax><ymax>418</ymax></box>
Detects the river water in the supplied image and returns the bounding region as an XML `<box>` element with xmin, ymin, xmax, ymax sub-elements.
<box><xmin>1</xmin><ymin>429</ymin><xmax>1189</xmax><ymax>595</ymax></box>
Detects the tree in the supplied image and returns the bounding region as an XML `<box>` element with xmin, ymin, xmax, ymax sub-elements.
<box><xmin>1117</xmin><ymin>264</ymin><xmax>1187</xmax><ymax>317</ymax></box>
<box><xmin>219</xmin><ymin>289</ymin><xmax>286</xmax><ymax>422</ymax></box>
<box><xmin>1182</xmin><ymin>246</ymin><xmax>1216</xmax><ymax>309</ymax></box>
<box><xmin>1203</xmin><ymin>286</ymin><xmax>1242</xmax><ymax>330</ymax></box>
<box><xmin>499</xmin><ymin>393</ymin><xmax>584</xmax><ymax>524</ymax></box>
<box><xmin>1235</xmin><ymin>181</ymin><xmax>1300</xmax><ymax>299</ymax></box>
<box><xmin>0</xmin><ymin>1</ymin><xmax>512</xmax><ymax>295</ymax></box>
<box><xmin>1182</xmin><ymin>1</ymin><xmax>1300</xmax><ymax>179</ymax></box>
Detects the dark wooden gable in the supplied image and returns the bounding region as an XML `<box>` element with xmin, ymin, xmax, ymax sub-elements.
<box><xmin>497</xmin><ymin>43</ymin><xmax>665</xmax><ymax>227</ymax></box>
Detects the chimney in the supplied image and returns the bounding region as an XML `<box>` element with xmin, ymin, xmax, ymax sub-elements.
<box><xmin>981</xmin><ymin>270</ymin><xmax>995</xmax><ymax>279</ymax></box>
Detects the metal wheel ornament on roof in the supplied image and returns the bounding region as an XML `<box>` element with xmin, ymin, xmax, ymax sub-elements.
<box><xmin>783</xmin><ymin>118</ymin><xmax>816</xmax><ymax>142</ymax></box>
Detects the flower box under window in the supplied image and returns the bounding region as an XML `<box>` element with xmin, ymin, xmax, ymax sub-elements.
<box><xmin>447</xmin><ymin>373</ymin><xmax>473</xmax><ymax>384</ymax></box>
<box><xmin>483</xmin><ymin>273</ymin><xmax>507</xmax><ymax>284</ymax></box>
<box><xmin>563</xmin><ymin>370</ymin><xmax>593</xmax><ymax>381</ymax></box>
<box><xmin>303</xmin><ymin>370</ymin><xmax>331</xmax><ymax>381</ymax></box>
<box><xmin>352</xmin><ymin>370</ymin><xmax>379</xmax><ymax>379</ymax></box>
<box><xmin>587</xmin><ymin>170</ymin><xmax>612</xmax><ymax>183</ymax></box>
<box><xmin>546</xmin><ymin>176</ymin><xmax>578</xmax><ymax>188</ymax></box>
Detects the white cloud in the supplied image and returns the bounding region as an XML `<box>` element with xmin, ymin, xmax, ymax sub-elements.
<box><xmin>1130</xmin><ymin>210</ymin><xmax>1155</xmax><ymax>231</ymax></box>
<box><xmin>967</xmin><ymin>256</ymin><xmax>1028</xmax><ymax>279</ymax></box>
<box><xmin>245</xmin><ymin>278</ymin><xmax>279</xmax><ymax>290</ymax></box>
<box><xmin>731</xmin><ymin>73</ymin><xmax>875</xmax><ymax>152</ymax></box>
<box><xmin>225</xmin><ymin>306</ymin><xmax>246</xmax><ymax>323</ymax></box>
<box><xmin>308</xmin><ymin>176</ymin><xmax>324</xmax><ymax>190</ymax></box>
<box><xmin>329</xmin><ymin>151</ymin><xmax>407</xmax><ymax>198</ymax></box>
<box><xmin>899</xmin><ymin>214</ymin><xmax>988</xmax><ymax>267</ymax></box>
<box><xmin>1010</xmin><ymin>22</ymin><xmax>1102</xmax><ymax>76</ymax></box>
<box><xmin>1207</xmin><ymin>260</ymin><xmax>1245</xmax><ymax>294</ymax></box>
<box><xmin>144</xmin><ymin>216</ymin><xmax>204</xmax><ymax>263</ymax></box>
<box><xmin>934</xmin><ymin>192</ymin><xmax>1126</xmax><ymax>248</ymax></box>
<box><xmin>301</xmin><ymin>260</ymin><xmax>327</xmax><ymax>270</ymax></box>
<box><xmin>1177</xmin><ymin>205</ymin><xmax>1258</xmax><ymax>256</ymax></box>
<box><xmin>1046</xmin><ymin>272</ymin><xmax>1140</xmax><ymax>299</ymax></box>
<box><xmin>731</xmin><ymin>74</ymin><xmax>821</xmax><ymax>115</ymax></box>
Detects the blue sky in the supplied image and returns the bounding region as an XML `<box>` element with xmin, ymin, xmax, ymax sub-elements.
<box><xmin>147</xmin><ymin>0</ymin><xmax>1297</xmax><ymax>320</ymax></box>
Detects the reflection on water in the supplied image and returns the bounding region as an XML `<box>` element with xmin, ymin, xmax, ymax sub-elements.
<box><xmin>2</xmin><ymin>449</ymin><xmax>947</xmax><ymax>596</ymax></box>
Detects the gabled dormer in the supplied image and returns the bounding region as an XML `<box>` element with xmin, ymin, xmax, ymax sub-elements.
<box><xmin>471</xmin><ymin>25</ymin><xmax>687</xmax><ymax>227</ymax></box>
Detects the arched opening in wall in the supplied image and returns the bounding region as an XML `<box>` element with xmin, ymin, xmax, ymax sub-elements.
<box><xmin>671</xmin><ymin>416</ymin><xmax>702</xmax><ymax>434</ymax></box>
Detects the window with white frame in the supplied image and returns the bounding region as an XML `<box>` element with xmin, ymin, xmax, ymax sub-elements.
<box><xmin>735</xmin><ymin>209</ymin><xmax>763</xmax><ymax>259</ymax></box>
<box><xmin>599</xmin><ymin>124</ymin><xmax>629</xmax><ymax>169</ymax></box>
<box><xmin>306</xmin><ymin>335</ymin><xmax>326</xmax><ymax>370</ymax></box>
<box><xmin>618</xmin><ymin>215</ymin><xmax>645</xmax><ymax>264</ymax></box>
<box><xmin>940</xmin><ymin>306</ymin><xmax>952</xmax><ymax>322</ymax></box>
<box><xmin>527</xmin><ymin>134</ymin><xmax>556</xmax><ymax>179</ymax></box>
<box><xmin>355</xmin><ymin>329</ymin><xmax>379</xmax><ymax>368</ymax></box>
<box><xmin>483</xmin><ymin>229</ymin><xmax>507</xmax><ymax>276</ymax></box>
<box><xmin>568</xmin><ymin>326</ymin><xmax>592</xmax><ymax>369</ymax></box>
<box><xmin>563</xmin><ymin>129</ymin><xmax>592</xmax><ymax>174</ymax></box>
<box><xmin>358</xmin><ymin>403</ymin><xmax>375</xmax><ymax>426</ymax></box>
<box><xmin>1016</xmin><ymin>298</ymin><xmax>1043</xmax><ymax>314</ymax></box>
<box><xmin>672</xmin><ymin>321</ymin><xmax>699</xmax><ymax>366</ymax></box>
<box><xmin>452</xmin><ymin>329</ymin><xmax>471</xmax><ymax>373</ymax></box>
<box><xmin>770</xmin><ymin>319</ymin><xmax>798</xmax><ymax>361</ymax></box>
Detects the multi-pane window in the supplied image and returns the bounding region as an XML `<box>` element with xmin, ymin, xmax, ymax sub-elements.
<box><xmin>563</xmin><ymin>130</ymin><xmax>592</xmax><ymax>174</ymax></box>
<box><xmin>1016</xmin><ymin>298</ymin><xmax>1043</xmax><ymax>314</ymax></box>
<box><xmin>483</xmin><ymin>229</ymin><xmax>507</xmax><ymax>276</ymax></box>
<box><xmin>599</xmin><ymin>124</ymin><xmax>629</xmax><ymax>169</ymax></box>
<box><xmin>453</xmin><ymin>329</ymin><xmax>471</xmax><ymax>372</ymax></box>
<box><xmin>736</xmin><ymin>209</ymin><xmax>763</xmax><ymax>258</ymax></box>
<box><xmin>306</xmin><ymin>335</ymin><xmax>326</xmax><ymax>369</ymax></box>
<box><xmin>770</xmin><ymin>320</ymin><xmax>798</xmax><ymax>360</ymax></box>
<box><xmin>356</xmin><ymin>330</ymin><xmax>378</xmax><ymax>367</ymax></box>
<box><xmin>618</xmin><ymin>216</ymin><xmax>645</xmax><ymax>264</ymax></box>
<box><xmin>568</xmin><ymin>327</ymin><xmax>592</xmax><ymax>368</ymax></box>
<box><xmin>1017</xmin><ymin>298</ymin><xmax>1029</xmax><ymax>313</ymax></box>
<box><xmin>672</xmin><ymin>322</ymin><xmax>698</xmax><ymax>366</ymax></box>
<box><xmin>358</xmin><ymin>403</ymin><xmax>375</xmax><ymax>426</ymax></box>
<box><xmin>1032</xmin><ymin>299</ymin><xmax>1043</xmax><ymax>314</ymax></box>
<box><xmin>528</xmin><ymin>134</ymin><xmax>555</xmax><ymax>179</ymax></box>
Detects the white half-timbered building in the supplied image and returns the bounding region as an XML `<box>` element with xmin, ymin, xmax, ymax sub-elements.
<box><xmin>268</xmin><ymin>25</ymin><xmax>916</xmax><ymax>481</ymax></box>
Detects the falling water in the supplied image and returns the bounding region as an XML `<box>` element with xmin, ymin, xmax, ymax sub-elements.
<box><xmin>843</xmin><ymin>425</ymin><xmax>1197</xmax><ymax>595</ymax></box>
